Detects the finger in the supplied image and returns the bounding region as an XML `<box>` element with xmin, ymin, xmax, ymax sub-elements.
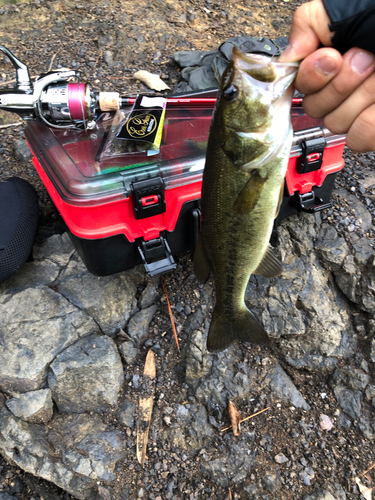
<box><xmin>302</xmin><ymin>48</ymin><xmax>375</xmax><ymax>119</ymax></box>
<box><xmin>294</xmin><ymin>47</ymin><xmax>343</xmax><ymax>94</ymax></box>
<box><xmin>345</xmin><ymin>103</ymin><xmax>375</xmax><ymax>152</ymax></box>
<box><xmin>279</xmin><ymin>0</ymin><xmax>332</xmax><ymax>63</ymax></box>
<box><xmin>324</xmin><ymin>72</ymin><xmax>375</xmax><ymax>134</ymax></box>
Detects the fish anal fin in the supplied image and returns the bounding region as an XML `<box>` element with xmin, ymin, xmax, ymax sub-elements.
<box><xmin>233</xmin><ymin>170</ymin><xmax>268</xmax><ymax>216</ymax></box>
<box><xmin>193</xmin><ymin>233</ymin><xmax>211</xmax><ymax>284</ymax></box>
<box><xmin>254</xmin><ymin>244</ymin><xmax>283</xmax><ymax>278</ymax></box>
<box><xmin>207</xmin><ymin>306</ymin><xmax>270</xmax><ymax>352</ymax></box>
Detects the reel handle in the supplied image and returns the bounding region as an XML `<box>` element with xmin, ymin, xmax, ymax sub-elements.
<box><xmin>0</xmin><ymin>45</ymin><xmax>31</xmax><ymax>92</ymax></box>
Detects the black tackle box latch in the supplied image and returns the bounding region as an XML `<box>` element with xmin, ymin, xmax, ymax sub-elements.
<box><xmin>297</xmin><ymin>136</ymin><xmax>327</xmax><ymax>174</ymax></box>
<box><xmin>131</xmin><ymin>177</ymin><xmax>166</xmax><ymax>220</ymax></box>
<box><xmin>290</xmin><ymin>190</ymin><xmax>331</xmax><ymax>213</ymax></box>
<box><xmin>138</xmin><ymin>237</ymin><xmax>177</xmax><ymax>276</ymax></box>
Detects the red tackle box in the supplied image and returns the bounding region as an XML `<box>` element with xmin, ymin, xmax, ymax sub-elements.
<box><xmin>25</xmin><ymin>90</ymin><xmax>346</xmax><ymax>277</ymax></box>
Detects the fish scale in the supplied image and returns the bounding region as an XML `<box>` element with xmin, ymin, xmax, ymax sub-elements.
<box><xmin>193</xmin><ymin>48</ymin><xmax>298</xmax><ymax>352</ymax></box>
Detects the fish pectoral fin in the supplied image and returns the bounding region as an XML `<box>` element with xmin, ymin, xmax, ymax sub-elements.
<box><xmin>193</xmin><ymin>233</ymin><xmax>212</xmax><ymax>284</ymax></box>
<box><xmin>207</xmin><ymin>306</ymin><xmax>270</xmax><ymax>352</ymax></box>
<box><xmin>254</xmin><ymin>244</ymin><xmax>283</xmax><ymax>278</ymax></box>
<box><xmin>233</xmin><ymin>170</ymin><xmax>268</xmax><ymax>216</ymax></box>
<box><xmin>222</xmin><ymin>131</ymin><xmax>267</xmax><ymax>166</ymax></box>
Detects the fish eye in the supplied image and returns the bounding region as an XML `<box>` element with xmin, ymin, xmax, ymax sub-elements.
<box><xmin>223</xmin><ymin>84</ymin><xmax>239</xmax><ymax>102</ymax></box>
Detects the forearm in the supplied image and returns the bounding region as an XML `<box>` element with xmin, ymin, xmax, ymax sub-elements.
<box><xmin>323</xmin><ymin>0</ymin><xmax>375</xmax><ymax>54</ymax></box>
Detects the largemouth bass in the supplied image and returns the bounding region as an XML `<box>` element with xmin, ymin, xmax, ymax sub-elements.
<box><xmin>193</xmin><ymin>48</ymin><xmax>298</xmax><ymax>352</ymax></box>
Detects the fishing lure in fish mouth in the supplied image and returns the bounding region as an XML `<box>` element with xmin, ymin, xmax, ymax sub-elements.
<box><xmin>194</xmin><ymin>47</ymin><xmax>299</xmax><ymax>352</ymax></box>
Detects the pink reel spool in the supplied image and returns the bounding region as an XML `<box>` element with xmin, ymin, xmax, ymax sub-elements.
<box><xmin>67</xmin><ymin>82</ymin><xmax>88</xmax><ymax>120</ymax></box>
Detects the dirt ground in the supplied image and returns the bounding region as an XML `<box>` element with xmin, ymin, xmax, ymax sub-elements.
<box><xmin>1</xmin><ymin>1</ymin><xmax>375</xmax><ymax>500</ymax></box>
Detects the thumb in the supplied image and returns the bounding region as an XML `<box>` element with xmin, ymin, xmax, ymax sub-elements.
<box><xmin>279</xmin><ymin>0</ymin><xmax>333</xmax><ymax>63</ymax></box>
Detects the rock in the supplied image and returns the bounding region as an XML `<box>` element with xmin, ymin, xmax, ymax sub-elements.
<box><xmin>243</xmin><ymin>484</ymin><xmax>260</xmax><ymax>499</ymax></box>
<box><xmin>0</xmin><ymin>286</ymin><xmax>97</xmax><ymax>394</ymax></box>
<box><xmin>0</xmin><ymin>228</ymin><xmax>75</xmax><ymax>296</ymax></box>
<box><xmin>330</xmin><ymin>366</ymin><xmax>370</xmax><ymax>391</ymax></box>
<box><xmin>262</xmin><ymin>471</ymin><xmax>283</xmax><ymax>492</ymax></box>
<box><xmin>119</xmin><ymin>341</ymin><xmax>139</xmax><ymax>364</ymax></box>
<box><xmin>303</xmin><ymin>489</ymin><xmax>337</xmax><ymax>500</ymax></box>
<box><xmin>104</xmin><ymin>50</ymin><xmax>114</xmax><ymax>66</ymax></box>
<box><xmin>351</xmin><ymin>236</ymin><xmax>374</xmax><ymax>265</ymax></box>
<box><xmin>13</xmin><ymin>139</ymin><xmax>32</xmax><ymax>162</ymax></box>
<box><xmin>56</xmin><ymin>271</ymin><xmax>137</xmax><ymax>336</ymax></box>
<box><xmin>274</xmin><ymin>453</ymin><xmax>289</xmax><ymax>464</ymax></box>
<box><xmin>201</xmin><ymin>440</ymin><xmax>255</xmax><ymax>488</ymax></box>
<box><xmin>315</xmin><ymin>225</ymin><xmax>349</xmax><ymax>272</ymax></box>
<box><xmin>48</xmin><ymin>335</ymin><xmax>124</xmax><ymax>414</ymax></box>
<box><xmin>116</xmin><ymin>400</ymin><xmax>136</xmax><ymax>428</ymax></box>
<box><xmin>246</xmin><ymin>215</ymin><xmax>357</xmax><ymax>371</ymax></box>
<box><xmin>264</xmin><ymin>364</ymin><xmax>310</xmax><ymax>410</ymax></box>
<box><xmin>0</xmin><ymin>493</ymin><xmax>18</xmax><ymax>500</ymax></box>
<box><xmin>320</xmin><ymin>414</ymin><xmax>334</xmax><ymax>431</ymax></box>
<box><xmin>127</xmin><ymin>305</ymin><xmax>157</xmax><ymax>345</ymax></box>
<box><xmin>6</xmin><ymin>389</ymin><xmax>53</xmax><ymax>424</ymax></box>
<box><xmin>335</xmin><ymin>188</ymin><xmax>372</xmax><ymax>231</ymax></box>
<box><xmin>332</xmin><ymin>385</ymin><xmax>362</xmax><ymax>421</ymax></box>
<box><xmin>0</xmin><ymin>403</ymin><xmax>98</xmax><ymax>499</ymax></box>
<box><xmin>48</xmin><ymin>413</ymin><xmax>125</xmax><ymax>483</ymax></box>
<box><xmin>139</xmin><ymin>279</ymin><xmax>159</xmax><ymax>309</ymax></box>
<box><xmin>162</xmin><ymin>401</ymin><xmax>213</xmax><ymax>455</ymax></box>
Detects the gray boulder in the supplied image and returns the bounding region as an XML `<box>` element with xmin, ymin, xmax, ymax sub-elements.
<box><xmin>264</xmin><ymin>364</ymin><xmax>310</xmax><ymax>410</ymax></box>
<box><xmin>48</xmin><ymin>334</ymin><xmax>124</xmax><ymax>414</ymax></box>
<box><xmin>6</xmin><ymin>388</ymin><xmax>53</xmax><ymax>424</ymax></box>
<box><xmin>246</xmin><ymin>216</ymin><xmax>357</xmax><ymax>371</ymax></box>
<box><xmin>0</xmin><ymin>402</ymin><xmax>98</xmax><ymax>500</ymax></box>
<box><xmin>127</xmin><ymin>305</ymin><xmax>157</xmax><ymax>345</ymax></box>
<box><xmin>56</xmin><ymin>269</ymin><xmax>137</xmax><ymax>336</ymax></box>
<box><xmin>0</xmin><ymin>286</ymin><xmax>97</xmax><ymax>394</ymax></box>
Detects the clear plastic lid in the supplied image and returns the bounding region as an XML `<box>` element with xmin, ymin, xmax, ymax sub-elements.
<box><xmin>25</xmin><ymin>103</ymin><xmax>346</xmax><ymax>207</ymax></box>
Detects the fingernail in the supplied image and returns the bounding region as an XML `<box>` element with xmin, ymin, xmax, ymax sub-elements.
<box><xmin>315</xmin><ymin>57</ymin><xmax>337</xmax><ymax>75</ymax></box>
<box><xmin>280</xmin><ymin>44</ymin><xmax>293</xmax><ymax>62</ymax></box>
<box><xmin>351</xmin><ymin>51</ymin><xmax>375</xmax><ymax>74</ymax></box>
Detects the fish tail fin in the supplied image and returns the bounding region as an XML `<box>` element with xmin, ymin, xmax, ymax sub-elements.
<box><xmin>207</xmin><ymin>306</ymin><xmax>270</xmax><ymax>352</ymax></box>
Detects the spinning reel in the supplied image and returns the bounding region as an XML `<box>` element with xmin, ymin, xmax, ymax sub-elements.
<box><xmin>0</xmin><ymin>45</ymin><xmax>121</xmax><ymax>130</ymax></box>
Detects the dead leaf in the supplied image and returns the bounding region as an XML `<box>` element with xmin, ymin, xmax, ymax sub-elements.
<box><xmin>133</xmin><ymin>70</ymin><xmax>170</xmax><ymax>91</ymax></box>
<box><xmin>136</xmin><ymin>349</ymin><xmax>156</xmax><ymax>466</ymax></box>
<box><xmin>355</xmin><ymin>477</ymin><xmax>373</xmax><ymax>500</ymax></box>
<box><xmin>228</xmin><ymin>401</ymin><xmax>241</xmax><ymax>436</ymax></box>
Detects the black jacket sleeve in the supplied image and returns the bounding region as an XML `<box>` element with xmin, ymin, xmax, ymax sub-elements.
<box><xmin>322</xmin><ymin>0</ymin><xmax>375</xmax><ymax>54</ymax></box>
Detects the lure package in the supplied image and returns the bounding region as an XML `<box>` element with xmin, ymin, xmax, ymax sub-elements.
<box><xmin>97</xmin><ymin>96</ymin><xmax>166</xmax><ymax>161</ymax></box>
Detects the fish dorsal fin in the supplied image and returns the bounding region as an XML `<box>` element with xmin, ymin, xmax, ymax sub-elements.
<box><xmin>254</xmin><ymin>244</ymin><xmax>283</xmax><ymax>278</ymax></box>
<box><xmin>233</xmin><ymin>170</ymin><xmax>268</xmax><ymax>216</ymax></box>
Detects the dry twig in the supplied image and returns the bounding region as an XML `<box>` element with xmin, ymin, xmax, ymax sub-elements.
<box><xmin>221</xmin><ymin>406</ymin><xmax>271</xmax><ymax>432</ymax></box>
<box><xmin>228</xmin><ymin>401</ymin><xmax>241</xmax><ymax>437</ymax></box>
<box><xmin>0</xmin><ymin>122</ymin><xmax>22</xmax><ymax>129</ymax></box>
<box><xmin>47</xmin><ymin>53</ymin><xmax>57</xmax><ymax>72</ymax></box>
<box><xmin>161</xmin><ymin>277</ymin><xmax>180</xmax><ymax>351</ymax></box>
<box><xmin>361</xmin><ymin>463</ymin><xmax>375</xmax><ymax>476</ymax></box>
<box><xmin>136</xmin><ymin>349</ymin><xmax>156</xmax><ymax>466</ymax></box>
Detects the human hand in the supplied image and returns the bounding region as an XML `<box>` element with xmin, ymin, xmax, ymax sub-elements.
<box><xmin>280</xmin><ymin>0</ymin><xmax>375</xmax><ymax>153</ymax></box>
